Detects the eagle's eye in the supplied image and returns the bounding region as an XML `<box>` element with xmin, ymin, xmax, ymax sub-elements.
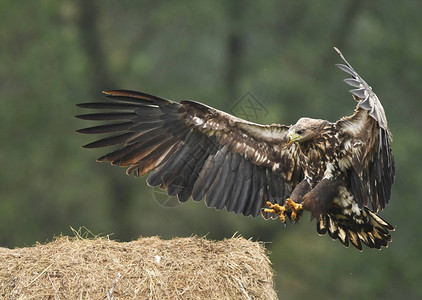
<box><xmin>296</xmin><ymin>129</ymin><xmax>304</xmax><ymax>135</ymax></box>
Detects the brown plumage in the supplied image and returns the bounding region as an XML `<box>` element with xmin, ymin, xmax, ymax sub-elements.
<box><xmin>76</xmin><ymin>48</ymin><xmax>395</xmax><ymax>251</ymax></box>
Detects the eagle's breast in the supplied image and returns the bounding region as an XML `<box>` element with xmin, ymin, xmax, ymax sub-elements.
<box><xmin>298</xmin><ymin>128</ymin><xmax>345</xmax><ymax>183</ymax></box>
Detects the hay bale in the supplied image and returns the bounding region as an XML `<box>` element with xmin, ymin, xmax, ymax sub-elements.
<box><xmin>0</xmin><ymin>236</ymin><xmax>277</xmax><ymax>299</ymax></box>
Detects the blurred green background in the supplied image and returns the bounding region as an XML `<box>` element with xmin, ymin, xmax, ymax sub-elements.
<box><xmin>1</xmin><ymin>1</ymin><xmax>421</xmax><ymax>299</ymax></box>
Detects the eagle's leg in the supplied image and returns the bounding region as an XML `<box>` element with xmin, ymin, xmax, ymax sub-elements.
<box><xmin>264</xmin><ymin>201</ymin><xmax>287</xmax><ymax>223</ymax></box>
<box><xmin>286</xmin><ymin>198</ymin><xmax>303</xmax><ymax>221</ymax></box>
<box><xmin>288</xmin><ymin>179</ymin><xmax>311</xmax><ymax>221</ymax></box>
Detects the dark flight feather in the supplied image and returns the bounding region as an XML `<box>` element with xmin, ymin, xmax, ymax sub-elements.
<box><xmin>206</xmin><ymin>152</ymin><xmax>232</xmax><ymax>209</ymax></box>
<box><xmin>235</xmin><ymin>161</ymin><xmax>253</xmax><ymax>214</ymax></box>
<box><xmin>243</xmin><ymin>165</ymin><xmax>259</xmax><ymax>216</ymax></box>
<box><xmin>77</xmin><ymin>102</ymin><xmax>143</xmax><ymax>110</ymax></box>
<box><xmin>76</xmin><ymin>122</ymin><xmax>134</xmax><ymax>134</ymax></box>
<box><xmin>76</xmin><ymin>112</ymin><xmax>137</xmax><ymax>121</ymax></box>
<box><xmin>82</xmin><ymin>132</ymin><xmax>135</xmax><ymax>148</ymax></box>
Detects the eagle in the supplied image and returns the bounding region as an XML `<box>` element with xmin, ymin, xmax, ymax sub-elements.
<box><xmin>76</xmin><ymin>48</ymin><xmax>395</xmax><ymax>251</ymax></box>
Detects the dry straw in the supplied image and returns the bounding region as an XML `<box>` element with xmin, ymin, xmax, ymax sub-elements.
<box><xmin>0</xmin><ymin>234</ymin><xmax>277</xmax><ymax>299</ymax></box>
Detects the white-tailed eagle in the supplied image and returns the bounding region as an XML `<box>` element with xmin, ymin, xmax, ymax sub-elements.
<box><xmin>76</xmin><ymin>48</ymin><xmax>395</xmax><ymax>251</ymax></box>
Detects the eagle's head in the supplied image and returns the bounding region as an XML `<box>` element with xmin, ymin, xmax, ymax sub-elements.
<box><xmin>287</xmin><ymin>118</ymin><xmax>328</xmax><ymax>144</ymax></box>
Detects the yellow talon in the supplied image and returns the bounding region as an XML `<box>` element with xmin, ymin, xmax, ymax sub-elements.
<box><xmin>265</xmin><ymin>201</ymin><xmax>286</xmax><ymax>223</ymax></box>
<box><xmin>285</xmin><ymin>198</ymin><xmax>303</xmax><ymax>221</ymax></box>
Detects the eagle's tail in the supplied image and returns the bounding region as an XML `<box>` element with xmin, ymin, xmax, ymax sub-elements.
<box><xmin>316</xmin><ymin>207</ymin><xmax>394</xmax><ymax>251</ymax></box>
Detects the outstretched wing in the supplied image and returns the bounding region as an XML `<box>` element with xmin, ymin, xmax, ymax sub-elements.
<box><xmin>76</xmin><ymin>90</ymin><xmax>302</xmax><ymax>217</ymax></box>
<box><xmin>335</xmin><ymin>48</ymin><xmax>395</xmax><ymax>212</ymax></box>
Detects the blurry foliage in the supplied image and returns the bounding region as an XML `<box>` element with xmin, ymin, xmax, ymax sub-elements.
<box><xmin>1</xmin><ymin>0</ymin><xmax>421</xmax><ymax>298</ymax></box>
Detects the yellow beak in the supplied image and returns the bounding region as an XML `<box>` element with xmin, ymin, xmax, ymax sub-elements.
<box><xmin>286</xmin><ymin>132</ymin><xmax>302</xmax><ymax>145</ymax></box>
